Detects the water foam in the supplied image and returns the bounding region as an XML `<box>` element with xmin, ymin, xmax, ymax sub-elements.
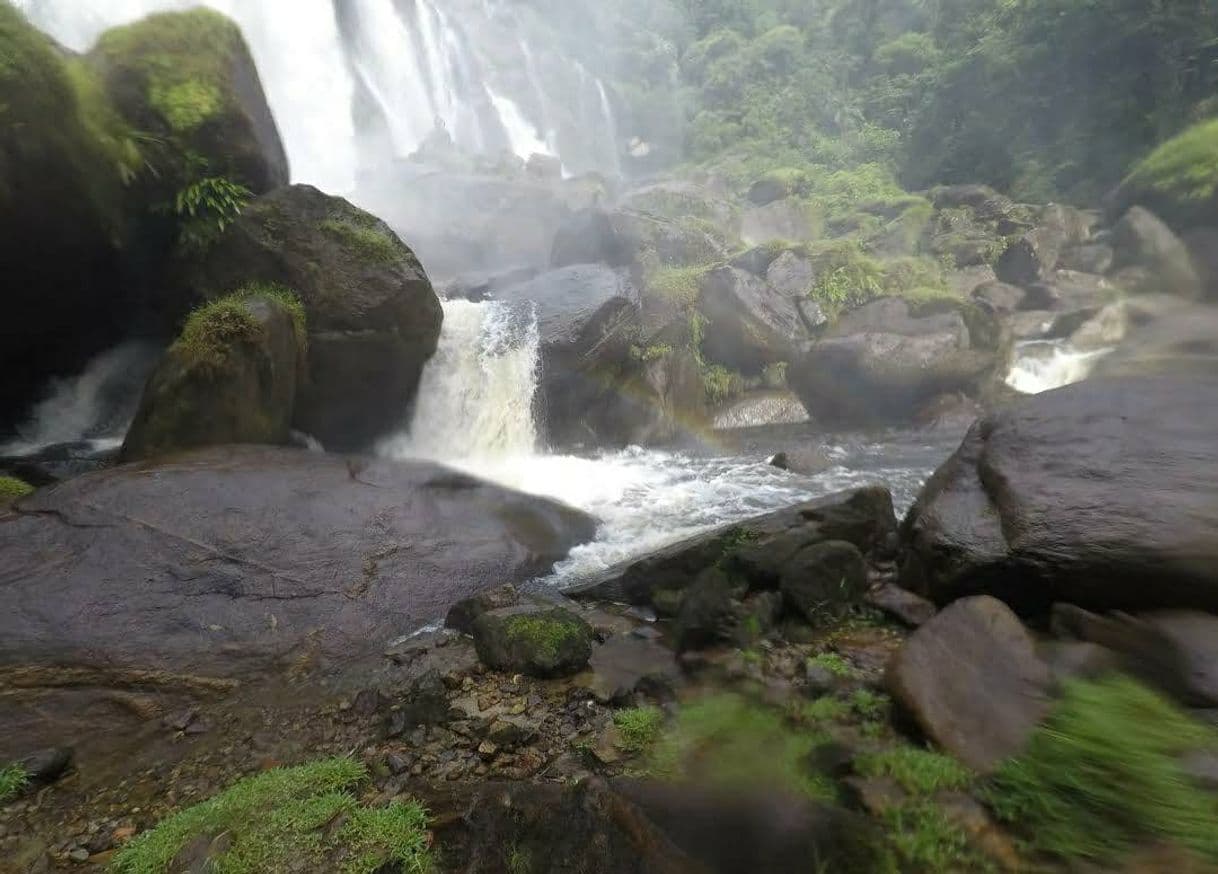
<box><xmin>1006</xmin><ymin>339</ymin><xmax>1112</xmax><ymax>395</ymax></box>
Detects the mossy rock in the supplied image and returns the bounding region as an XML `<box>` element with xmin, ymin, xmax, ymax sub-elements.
<box><xmin>0</xmin><ymin>4</ymin><xmax>133</xmax><ymax>426</ymax></box>
<box><xmin>1115</xmin><ymin>119</ymin><xmax>1218</xmax><ymax>230</ymax></box>
<box><xmin>89</xmin><ymin>8</ymin><xmax>288</xmax><ymax>195</ymax></box>
<box><xmin>0</xmin><ymin>476</ymin><xmax>35</xmax><ymax>506</ymax></box>
<box><xmin>472</xmin><ymin>606</ymin><xmax>593</xmax><ymax>678</ymax></box>
<box><xmin>121</xmin><ymin>286</ymin><xmax>305</xmax><ymax>461</ymax></box>
<box><xmin>186</xmin><ymin>184</ymin><xmax>443</xmax><ymax>450</ymax></box>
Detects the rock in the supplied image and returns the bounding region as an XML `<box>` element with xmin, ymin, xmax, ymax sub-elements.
<box><xmin>1040</xmin><ymin>641</ymin><xmax>1122</xmax><ymax>687</ymax></box>
<box><xmin>1109</xmin><ymin>207</ymin><xmax>1202</xmax><ymax>298</ymax></box>
<box><xmin>588</xmin><ymin>634</ymin><xmax>682</xmax><ymax>703</ymax></box>
<box><xmin>121</xmin><ymin>295</ymin><xmax>303</xmax><ymax>461</ymax></box>
<box><xmin>1068</xmin><ymin>302</ymin><xmax>1127</xmax><ymax>350</ymax></box>
<box><xmin>551</xmin><ymin>207</ymin><xmax>634</xmax><ymax>269</ymax></box>
<box><xmin>18</xmin><ymin>748</ymin><xmax>73</xmax><ymax>784</ymax></box>
<box><xmin>995</xmin><ymin>229</ymin><xmax>1060</xmax><ymax>286</ymax></box>
<box><xmin>866</xmin><ymin>584</ymin><xmax>937</xmax><ymax>628</ymax></box>
<box><xmin>0</xmin><ymin>6</ymin><xmax>128</xmax><ymax>427</ymax></box>
<box><xmin>472</xmin><ymin>606</ymin><xmax>593</xmax><ymax>678</ymax></box>
<box><xmin>742</xmin><ymin>199</ymin><xmax>819</xmax><ymax>245</ymax></box>
<box><xmin>929</xmin><ymin>185</ymin><xmax>1016</xmax><ymax>221</ymax></box>
<box><xmin>186</xmin><ymin>184</ymin><xmax>443</xmax><ymax>450</ymax></box>
<box><xmin>764</xmin><ymin>251</ymin><xmax>816</xmax><ymax>300</ymax></box>
<box><xmin>91</xmin><ymin>9</ymin><xmax>288</xmax><ymax>195</ymax></box>
<box><xmin>442</xmin><ymin>266</ymin><xmax>539</xmax><ymax>303</ymax></box>
<box><xmin>445</xmin><ymin>585</ymin><xmax>523</xmax><ymax>635</ymax></box>
<box><xmin>0</xmin><ymin>446</ymin><xmax>596</xmax><ymax>753</ymax></box>
<box><xmin>526</xmin><ymin>153</ymin><xmax>563</xmax><ymax>181</ymax></box>
<box><xmin>696</xmin><ymin>266</ymin><xmax>808</xmax><ymax>373</ymax></box>
<box><xmin>1093</xmin><ymin>296</ymin><xmax>1218</xmax><ymax>377</ymax></box>
<box><xmin>730</xmin><ymin>245</ymin><xmax>784</xmax><ymax>277</ymax></box>
<box><xmin>971</xmin><ymin>281</ymin><xmax>1026</xmax><ymax>314</ymax></box>
<box><xmin>715</xmin><ymin>392</ymin><xmax>809</xmax><ymax>430</ymax></box>
<box><xmin>1058</xmin><ymin>243</ymin><xmax>1114</xmax><ymax>274</ymax></box>
<box><xmin>780</xmin><ymin>541</ymin><xmax>867</xmax><ymax>626</ymax></box>
<box><xmin>673</xmin><ymin>569</ymin><xmax>740</xmax><ymax>652</ymax></box>
<box><xmin>900</xmin><ymin>375</ymin><xmax>1218</xmax><ymax>613</ymax></box>
<box><xmin>769</xmin><ymin>445</ymin><xmax>832</xmax><ymax>476</ymax></box>
<box><xmin>887</xmin><ymin>596</ymin><xmax>1052</xmax><ymax>771</ymax></box>
<box><xmin>1182</xmin><ymin>751</ymin><xmax>1218</xmax><ymax>792</ymax></box>
<box><xmin>551</xmin><ymin>207</ymin><xmax>725</xmax><ymax>275</ymax></box>
<box><xmin>788</xmin><ymin>297</ymin><xmax>1010</xmax><ymax>428</ymax></box>
<box><xmin>1183</xmin><ymin>227</ymin><xmax>1218</xmax><ymax>301</ymax></box>
<box><xmin>387</xmin><ymin>671</ymin><xmax>451</xmax><ymax>734</ymax></box>
<box><xmin>841</xmin><ymin>776</ymin><xmax>907</xmax><ymax>817</ymax></box>
<box><xmin>574</xmin><ymin>487</ymin><xmax>897</xmax><ymax>607</ymax></box>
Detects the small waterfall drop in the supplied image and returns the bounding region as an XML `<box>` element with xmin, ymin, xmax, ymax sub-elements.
<box><xmin>379</xmin><ymin>299</ymin><xmax>540</xmax><ymax>462</ymax></box>
<box><xmin>1005</xmin><ymin>340</ymin><xmax>1111</xmax><ymax>395</ymax></box>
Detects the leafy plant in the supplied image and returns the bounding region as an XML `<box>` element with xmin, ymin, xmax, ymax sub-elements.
<box><xmin>856</xmin><ymin>746</ymin><xmax>972</xmax><ymax>795</ymax></box>
<box><xmin>174</xmin><ymin>175</ymin><xmax>251</xmax><ymax>254</ymax></box>
<box><xmin>613</xmin><ymin>706</ymin><xmax>665</xmax><ymax>753</ymax></box>
<box><xmin>0</xmin><ymin>764</ymin><xmax>27</xmax><ymax>804</ymax></box>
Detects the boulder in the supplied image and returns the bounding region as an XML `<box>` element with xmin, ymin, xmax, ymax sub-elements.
<box><xmin>90</xmin><ymin>9</ymin><xmax>288</xmax><ymax>195</ymax></box>
<box><xmin>887</xmin><ymin>596</ymin><xmax>1052</xmax><ymax>771</ymax></box>
<box><xmin>1058</xmin><ymin>243</ymin><xmax>1114</xmax><ymax>275</ymax></box>
<box><xmin>0</xmin><ymin>446</ymin><xmax>596</xmax><ymax>683</ymax></box>
<box><xmin>1109</xmin><ymin>207</ymin><xmax>1202</xmax><ymax>298</ymax></box>
<box><xmin>697</xmin><ymin>267</ymin><xmax>809</xmax><ymax>374</ymax></box>
<box><xmin>472</xmin><ymin>605</ymin><xmax>594</xmax><ymax>677</ymax></box>
<box><xmin>780</xmin><ymin>541</ymin><xmax>867</xmax><ymax>626</ymax></box>
<box><xmin>971</xmin><ymin>281</ymin><xmax>1026</xmax><ymax>314</ymax></box>
<box><xmin>788</xmin><ymin>298</ymin><xmax>1010</xmax><ymax>428</ymax></box>
<box><xmin>121</xmin><ymin>294</ymin><xmax>303</xmax><ymax>461</ymax></box>
<box><xmin>551</xmin><ymin>207</ymin><xmax>634</xmax><ymax>269</ymax></box>
<box><xmin>900</xmin><ymin>375</ymin><xmax>1218</xmax><ymax>613</ymax></box>
<box><xmin>574</xmin><ymin>487</ymin><xmax>897</xmax><ymax>607</ymax></box>
<box><xmin>995</xmin><ymin>229</ymin><xmax>1061</xmax><ymax>286</ymax></box>
<box><xmin>741</xmin><ymin>198</ymin><xmax>819</xmax><ymax>245</ymax></box>
<box><xmin>0</xmin><ymin>5</ymin><xmax>129</xmax><ymax>427</ymax></box>
<box><xmin>1093</xmin><ymin>296</ymin><xmax>1218</xmax><ymax>377</ymax></box>
<box><xmin>186</xmin><ymin>185</ymin><xmax>443</xmax><ymax>450</ymax></box>
<box><xmin>552</xmin><ymin>207</ymin><xmax>726</xmax><ymax>275</ymax></box>
<box><xmin>764</xmin><ymin>250</ymin><xmax>816</xmax><ymax>301</ymax></box>
<box><xmin>673</xmin><ymin>569</ymin><xmax>741</xmax><ymax>652</ymax></box>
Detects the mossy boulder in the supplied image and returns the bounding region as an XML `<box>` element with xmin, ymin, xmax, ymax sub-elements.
<box><xmin>122</xmin><ymin>287</ymin><xmax>305</xmax><ymax>461</ymax></box>
<box><xmin>89</xmin><ymin>9</ymin><xmax>288</xmax><ymax>196</ymax></box>
<box><xmin>472</xmin><ymin>605</ymin><xmax>593</xmax><ymax>678</ymax></box>
<box><xmin>1113</xmin><ymin>119</ymin><xmax>1218</xmax><ymax>232</ymax></box>
<box><xmin>0</xmin><ymin>4</ymin><xmax>132</xmax><ymax>427</ymax></box>
<box><xmin>186</xmin><ymin>185</ymin><xmax>443</xmax><ymax>450</ymax></box>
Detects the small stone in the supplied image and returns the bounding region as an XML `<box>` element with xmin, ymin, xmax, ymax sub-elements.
<box><xmin>68</xmin><ymin>848</ymin><xmax>90</xmax><ymax>863</ymax></box>
<box><xmin>353</xmin><ymin>688</ymin><xmax>382</xmax><ymax>718</ymax></box>
<box><xmin>477</xmin><ymin>740</ymin><xmax>498</xmax><ymax>760</ymax></box>
<box><xmin>183</xmin><ymin>718</ymin><xmax>212</xmax><ymax>736</ymax></box>
<box><xmin>385</xmin><ymin>753</ymin><xmax>411</xmax><ymax>776</ymax></box>
<box><xmin>162</xmin><ymin>709</ymin><xmax>198</xmax><ymax>732</ymax></box>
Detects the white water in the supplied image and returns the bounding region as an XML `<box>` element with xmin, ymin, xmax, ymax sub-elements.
<box><xmin>1005</xmin><ymin>340</ymin><xmax>1111</xmax><ymax>395</ymax></box>
<box><xmin>381</xmin><ymin>301</ymin><xmax>943</xmax><ymax>585</ymax></box>
<box><xmin>16</xmin><ymin>0</ymin><xmax>621</xmax><ymax>189</ymax></box>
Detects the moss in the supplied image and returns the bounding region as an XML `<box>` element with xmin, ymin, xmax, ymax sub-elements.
<box><xmin>234</xmin><ymin>282</ymin><xmax>307</xmax><ymax>351</ymax></box>
<box><xmin>94</xmin><ymin>9</ymin><xmax>242</xmax><ymax>133</ymax></box>
<box><xmin>507</xmin><ymin>845</ymin><xmax>533</xmax><ymax>874</ymax></box>
<box><xmin>0</xmin><ymin>476</ymin><xmax>34</xmax><ymax>501</ymax></box>
<box><xmin>320</xmin><ymin>218</ymin><xmax>403</xmax><ymax>266</ymax></box>
<box><xmin>883</xmin><ymin>801</ymin><xmax>994</xmax><ymax>873</ymax></box>
<box><xmin>848</xmin><ymin>689</ymin><xmax>890</xmax><ymax>723</ymax></box>
<box><xmin>645</xmin><ymin>265</ymin><xmax>708</xmax><ymax>308</ymax></box>
<box><xmin>0</xmin><ymin>763</ymin><xmax>27</xmax><ymax>804</ymax></box>
<box><xmin>645</xmin><ymin>694</ymin><xmax>835</xmax><ymax>802</ymax></box>
<box><xmin>630</xmin><ymin>343</ymin><xmax>674</xmax><ymax>363</ymax></box>
<box><xmin>502</xmin><ymin>614</ymin><xmax>589</xmax><ymax>665</ymax></box>
<box><xmin>807</xmin><ymin>652</ymin><xmax>856</xmax><ymax>679</ymax></box>
<box><xmin>798</xmin><ymin>696</ymin><xmax>852</xmax><ymax>724</ymax></box>
<box><xmin>986</xmin><ymin>675</ymin><xmax>1218</xmax><ymax>864</ymax></box>
<box><xmin>1124</xmin><ymin>119</ymin><xmax>1218</xmax><ymax>206</ymax></box>
<box><xmin>111</xmin><ymin>758</ymin><xmax>431</xmax><ymax>874</ymax></box>
<box><xmin>173</xmin><ymin>284</ymin><xmax>304</xmax><ymax>377</ymax></box>
<box><xmin>613</xmin><ymin>706</ymin><xmax>665</xmax><ymax>753</ymax></box>
<box><xmin>856</xmin><ymin>746</ymin><xmax>973</xmax><ymax>796</ymax></box>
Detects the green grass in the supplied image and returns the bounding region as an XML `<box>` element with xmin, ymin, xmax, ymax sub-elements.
<box><xmin>986</xmin><ymin>675</ymin><xmax>1218</xmax><ymax>864</ymax></box>
<box><xmin>798</xmin><ymin>696</ymin><xmax>852</xmax><ymax>724</ymax></box>
<box><xmin>235</xmin><ymin>282</ymin><xmax>307</xmax><ymax>349</ymax></box>
<box><xmin>110</xmin><ymin>758</ymin><xmax>431</xmax><ymax>874</ymax></box>
<box><xmin>0</xmin><ymin>764</ymin><xmax>28</xmax><ymax>804</ymax></box>
<box><xmin>174</xmin><ymin>284</ymin><xmax>305</xmax><ymax>375</ymax></box>
<box><xmin>0</xmin><ymin>476</ymin><xmax>34</xmax><ymax>501</ymax></box>
<box><xmin>319</xmin><ymin>218</ymin><xmax>403</xmax><ymax>265</ymax></box>
<box><xmin>613</xmin><ymin>706</ymin><xmax>665</xmax><ymax>753</ymax></box>
<box><xmin>883</xmin><ymin>800</ymin><xmax>994</xmax><ymax>873</ymax></box>
<box><xmin>848</xmin><ymin>689</ymin><xmax>890</xmax><ymax>723</ymax></box>
<box><xmin>499</xmin><ymin>612</ymin><xmax>590</xmax><ymax>664</ymax></box>
<box><xmin>1124</xmin><ymin>118</ymin><xmax>1218</xmax><ymax>204</ymax></box>
<box><xmin>807</xmin><ymin>652</ymin><xmax>857</xmax><ymax>679</ymax></box>
<box><xmin>645</xmin><ymin>265</ymin><xmax>707</xmax><ymax>308</ymax></box>
<box><xmin>856</xmin><ymin>746</ymin><xmax>973</xmax><ymax>796</ymax></box>
<box><xmin>645</xmin><ymin>694</ymin><xmax>835</xmax><ymax>801</ymax></box>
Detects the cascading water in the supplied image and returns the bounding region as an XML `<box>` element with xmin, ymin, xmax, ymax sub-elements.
<box><xmin>1006</xmin><ymin>340</ymin><xmax>1112</xmax><ymax>395</ymax></box>
<box><xmin>16</xmin><ymin>0</ymin><xmax>620</xmax><ymax>190</ymax></box>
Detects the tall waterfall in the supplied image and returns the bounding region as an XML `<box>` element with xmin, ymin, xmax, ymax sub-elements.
<box><xmin>15</xmin><ymin>0</ymin><xmax>621</xmax><ymax>192</ymax></box>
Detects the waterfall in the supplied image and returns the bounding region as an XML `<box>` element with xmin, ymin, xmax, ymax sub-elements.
<box><xmin>379</xmin><ymin>299</ymin><xmax>540</xmax><ymax>462</ymax></box>
<box><xmin>1005</xmin><ymin>340</ymin><xmax>1112</xmax><ymax>395</ymax></box>
<box><xmin>16</xmin><ymin>0</ymin><xmax>623</xmax><ymax>190</ymax></box>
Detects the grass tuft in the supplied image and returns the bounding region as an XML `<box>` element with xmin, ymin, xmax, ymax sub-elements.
<box><xmin>986</xmin><ymin>675</ymin><xmax>1218</xmax><ymax>864</ymax></box>
<box><xmin>0</xmin><ymin>476</ymin><xmax>34</xmax><ymax>501</ymax></box>
<box><xmin>884</xmin><ymin>800</ymin><xmax>993</xmax><ymax>872</ymax></box>
<box><xmin>856</xmin><ymin>746</ymin><xmax>973</xmax><ymax>796</ymax></box>
<box><xmin>613</xmin><ymin>706</ymin><xmax>665</xmax><ymax>753</ymax></box>
<box><xmin>320</xmin><ymin>218</ymin><xmax>403</xmax><ymax>265</ymax></box>
<box><xmin>174</xmin><ymin>284</ymin><xmax>306</xmax><ymax>376</ymax></box>
<box><xmin>807</xmin><ymin>652</ymin><xmax>856</xmax><ymax>679</ymax></box>
<box><xmin>111</xmin><ymin>758</ymin><xmax>431</xmax><ymax>874</ymax></box>
<box><xmin>0</xmin><ymin>763</ymin><xmax>28</xmax><ymax>804</ymax></box>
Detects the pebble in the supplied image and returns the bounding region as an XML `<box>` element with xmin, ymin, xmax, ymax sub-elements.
<box><xmin>67</xmin><ymin>847</ymin><xmax>89</xmax><ymax>863</ymax></box>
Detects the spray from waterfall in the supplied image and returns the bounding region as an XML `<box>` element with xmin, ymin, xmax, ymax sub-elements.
<box><xmin>1006</xmin><ymin>340</ymin><xmax>1112</xmax><ymax>395</ymax></box>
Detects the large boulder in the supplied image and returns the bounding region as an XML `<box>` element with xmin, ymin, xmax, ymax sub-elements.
<box><xmin>0</xmin><ymin>5</ymin><xmax>129</xmax><ymax>428</ymax></box>
<box><xmin>696</xmin><ymin>266</ymin><xmax>809</xmax><ymax>374</ymax></box>
<box><xmin>1108</xmin><ymin>207</ymin><xmax>1202</xmax><ymax>298</ymax></box>
<box><xmin>887</xmin><ymin>596</ymin><xmax>1052</xmax><ymax>771</ymax></box>
<box><xmin>472</xmin><ymin>605</ymin><xmax>594</xmax><ymax>678</ymax></box>
<box><xmin>90</xmin><ymin>9</ymin><xmax>288</xmax><ymax>196</ymax></box>
<box><xmin>551</xmin><ymin>207</ymin><xmax>726</xmax><ymax>276</ymax></box>
<box><xmin>186</xmin><ymin>185</ymin><xmax>443</xmax><ymax>449</ymax></box>
<box><xmin>0</xmin><ymin>446</ymin><xmax>596</xmax><ymax>683</ymax></box>
<box><xmin>1093</xmin><ymin>296</ymin><xmax>1218</xmax><ymax>377</ymax></box>
<box><xmin>122</xmin><ymin>293</ymin><xmax>304</xmax><ymax>460</ymax></box>
<box><xmin>900</xmin><ymin>375</ymin><xmax>1218</xmax><ymax>613</ymax></box>
<box><xmin>788</xmin><ymin>297</ymin><xmax>1010</xmax><ymax>428</ymax></box>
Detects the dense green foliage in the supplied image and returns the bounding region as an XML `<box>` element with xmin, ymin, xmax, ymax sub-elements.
<box><xmin>612</xmin><ymin>706</ymin><xmax>665</xmax><ymax>752</ymax></box>
<box><xmin>111</xmin><ymin>758</ymin><xmax>431</xmax><ymax>874</ymax></box>
<box><xmin>987</xmin><ymin>676</ymin><xmax>1218</xmax><ymax>863</ymax></box>
<box><xmin>0</xmin><ymin>763</ymin><xmax>27</xmax><ymax>803</ymax></box>
<box><xmin>174</xmin><ymin>283</ymin><xmax>305</xmax><ymax>376</ymax></box>
<box><xmin>0</xmin><ymin>476</ymin><xmax>34</xmax><ymax>501</ymax></box>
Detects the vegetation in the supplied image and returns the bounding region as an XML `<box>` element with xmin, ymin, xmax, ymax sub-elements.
<box><xmin>986</xmin><ymin>675</ymin><xmax>1218</xmax><ymax>864</ymax></box>
<box><xmin>613</xmin><ymin>706</ymin><xmax>665</xmax><ymax>752</ymax></box>
<box><xmin>174</xmin><ymin>284</ymin><xmax>305</xmax><ymax>376</ymax></box>
<box><xmin>320</xmin><ymin>218</ymin><xmax>404</xmax><ymax>265</ymax></box>
<box><xmin>856</xmin><ymin>746</ymin><xmax>973</xmax><ymax>796</ymax></box>
<box><xmin>883</xmin><ymin>801</ymin><xmax>993</xmax><ymax>873</ymax></box>
<box><xmin>1121</xmin><ymin>119</ymin><xmax>1218</xmax><ymax>224</ymax></box>
<box><xmin>111</xmin><ymin>758</ymin><xmax>431</xmax><ymax>874</ymax></box>
<box><xmin>0</xmin><ymin>764</ymin><xmax>27</xmax><ymax>804</ymax></box>
<box><xmin>499</xmin><ymin>613</ymin><xmax>589</xmax><ymax>664</ymax></box>
<box><xmin>0</xmin><ymin>476</ymin><xmax>35</xmax><ymax>501</ymax></box>
<box><xmin>174</xmin><ymin>174</ymin><xmax>252</xmax><ymax>254</ymax></box>
<box><xmin>807</xmin><ymin>652</ymin><xmax>856</xmax><ymax>679</ymax></box>
<box><xmin>645</xmin><ymin>264</ymin><xmax>707</xmax><ymax>308</ymax></box>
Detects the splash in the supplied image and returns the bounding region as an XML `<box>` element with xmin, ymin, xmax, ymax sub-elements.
<box><xmin>1006</xmin><ymin>339</ymin><xmax>1112</xmax><ymax>395</ymax></box>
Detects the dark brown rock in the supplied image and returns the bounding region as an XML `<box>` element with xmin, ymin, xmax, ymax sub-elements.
<box><xmin>866</xmin><ymin>583</ymin><xmax>937</xmax><ymax>627</ymax></box>
<box><xmin>780</xmin><ymin>541</ymin><xmax>867</xmax><ymax>626</ymax></box>
<box><xmin>472</xmin><ymin>606</ymin><xmax>594</xmax><ymax>678</ymax></box>
<box><xmin>887</xmin><ymin>596</ymin><xmax>1052</xmax><ymax>771</ymax></box>
<box><xmin>588</xmin><ymin>634</ymin><xmax>682</xmax><ymax>703</ymax></box>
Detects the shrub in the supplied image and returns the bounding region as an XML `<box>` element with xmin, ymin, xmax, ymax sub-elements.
<box><xmin>174</xmin><ymin>175</ymin><xmax>252</xmax><ymax>254</ymax></box>
<box><xmin>986</xmin><ymin>676</ymin><xmax>1218</xmax><ymax>864</ymax></box>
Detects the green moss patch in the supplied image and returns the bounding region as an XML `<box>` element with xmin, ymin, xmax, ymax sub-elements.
<box><xmin>644</xmin><ymin>264</ymin><xmax>709</xmax><ymax>308</ymax></box>
<box><xmin>111</xmin><ymin>758</ymin><xmax>431</xmax><ymax>874</ymax></box>
<box><xmin>0</xmin><ymin>476</ymin><xmax>34</xmax><ymax>501</ymax></box>
<box><xmin>174</xmin><ymin>284</ymin><xmax>305</xmax><ymax>376</ymax></box>
<box><xmin>1124</xmin><ymin>119</ymin><xmax>1218</xmax><ymax>207</ymax></box>
<box><xmin>0</xmin><ymin>763</ymin><xmax>28</xmax><ymax>804</ymax></box>
<box><xmin>613</xmin><ymin>706</ymin><xmax>665</xmax><ymax>753</ymax></box>
<box><xmin>320</xmin><ymin>218</ymin><xmax>403</xmax><ymax>266</ymax></box>
<box><xmin>986</xmin><ymin>675</ymin><xmax>1218</xmax><ymax>864</ymax></box>
<box><xmin>501</xmin><ymin>614</ymin><xmax>587</xmax><ymax>664</ymax></box>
